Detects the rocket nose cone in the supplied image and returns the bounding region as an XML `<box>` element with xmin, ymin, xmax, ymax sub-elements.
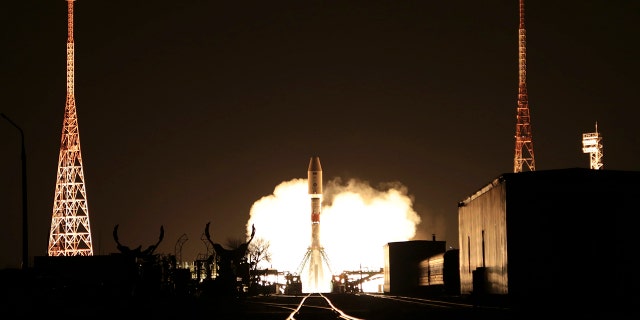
<box><xmin>308</xmin><ymin>156</ymin><xmax>322</xmax><ymax>171</ymax></box>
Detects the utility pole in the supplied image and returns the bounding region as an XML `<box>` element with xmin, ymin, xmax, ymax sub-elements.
<box><xmin>1</xmin><ymin>113</ymin><xmax>28</xmax><ymax>270</ymax></box>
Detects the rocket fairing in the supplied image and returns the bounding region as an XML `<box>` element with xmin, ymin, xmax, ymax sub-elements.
<box><xmin>308</xmin><ymin>156</ymin><xmax>322</xmax><ymax>195</ymax></box>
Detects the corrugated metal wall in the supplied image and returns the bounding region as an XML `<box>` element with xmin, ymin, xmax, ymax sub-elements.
<box><xmin>458</xmin><ymin>178</ymin><xmax>508</xmax><ymax>295</ymax></box>
<box><xmin>458</xmin><ymin>168</ymin><xmax>640</xmax><ymax>305</ymax></box>
<box><xmin>383</xmin><ymin>240</ymin><xmax>445</xmax><ymax>294</ymax></box>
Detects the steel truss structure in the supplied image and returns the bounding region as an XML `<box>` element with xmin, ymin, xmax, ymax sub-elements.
<box><xmin>513</xmin><ymin>0</ymin><xmax>536</xmax><ymax>173</ymax></box>
<box><xmin>48</xmin><ymin>0</ymin><xmax>94</xmax><ymax>256</ymax></box>
<box><xmin>582</xmin><ymin>123</ymin><xmax>604</xmax><ymax>170</ymax></box>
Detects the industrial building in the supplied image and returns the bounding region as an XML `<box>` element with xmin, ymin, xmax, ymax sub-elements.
<box><xmin>383</xmin><ymin>239</ymin><xmax>445</xmax><ymax>295</ymax></box>
<box><xmin>457</xmin><ymin>168</ymin><xmax>639</xmax><ymax>307</ymax></box>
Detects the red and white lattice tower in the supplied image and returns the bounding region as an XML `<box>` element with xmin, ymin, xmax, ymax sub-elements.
<box><xmin>513</xmin><ymin>0</ymin><xmax>536</xmax><ymax>173</ymax></box>
<box><xmin>48</xmin><ymin>0</ymin><xmax>94</xmax><ymax>256</ymax></box>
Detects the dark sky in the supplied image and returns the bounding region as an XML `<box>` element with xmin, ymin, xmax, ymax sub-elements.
<box><xmin>1</xmin><ymin>0</ymin><xmax>638</xmax><ymax>269</ymax></box>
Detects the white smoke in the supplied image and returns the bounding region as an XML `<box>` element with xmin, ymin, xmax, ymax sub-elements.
<box><xmin>246</xmin><ymin>177</ymin><xmax>421</xmax><ymax>276</ymax></box>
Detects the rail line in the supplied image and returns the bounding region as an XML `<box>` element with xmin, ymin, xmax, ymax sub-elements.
<box><xmin>364</xmin><ymin>293</ymin><xmax>474</xmax><ymax>309</ymax></box>
<box><xmin>243</xmin><ymin>293</ymin><xmax>364</xmax><ymax>319</ymax></box>
<box><xmin>286</xmin><ymin>293</ymin><xmax>364</xmax><ymax>320</ymax></box>
<box><xmin>242</xmin><ymin>292</ymin><xmax>514</xmax><ymax>319</ymax></box>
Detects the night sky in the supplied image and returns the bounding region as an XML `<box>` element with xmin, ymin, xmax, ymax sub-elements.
<box><xmin>1</xmin><ymin>0</ymin><xmax>638</xmax><ymax>269</ymax></box>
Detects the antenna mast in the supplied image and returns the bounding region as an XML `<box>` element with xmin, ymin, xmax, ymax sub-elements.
<box><xmin>582</xmin><ymin>122</ymin><xmax>603</xmax><ymax>170</ymax></box>
<box><xmin>48</xmin><ymin>0</ymin><xmax>95</xmax><ymax>256</ymax></box>
<box><xmin>513</xmin><ymin>0</ymin><xmax>536</xmax><ymax>173</ymax></box>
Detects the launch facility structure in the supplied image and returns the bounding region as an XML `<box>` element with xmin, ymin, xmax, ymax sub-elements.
<box><xmin>296</xmin><ymin>156</ymin><xmax>333</xmax><ymax>292</ymax></box>
<box><xmin>48</xmin><ymin>0</ymin><xmax>94</xmax><ymax>257</ymax></box>
<box><xmin>582</xmin><ymin>122</ymin><xmax>604</xmax><ymax>170</ymax></box>
<box><xmin>513</xmin><ymin>0</ymin><xmax>536</xmax><ymax>173</ymax></box>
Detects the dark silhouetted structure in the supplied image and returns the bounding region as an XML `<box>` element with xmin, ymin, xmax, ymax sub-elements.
<box><xmin>383</xmin><ymin>240</ymin><xmax>445</xmax><ymax>295</ymax></box>
<box><xmin>203</xmin><ymin>222</ymin><xmax>256</xmax><ymax>297</ymax></box>
<box><xmin>458</xmin><ymin>168</ymin><xmax>640</xmax><ymax>311</ymax></box>
<box><xmin>419</xmin><ymin>249</ymin><xmax>460</xmax><ymax>296</ymax></box>
<box><xmin>113</xmin><ymin>224</ymin><xmax>164</xmax><ymax>256</ymax></box>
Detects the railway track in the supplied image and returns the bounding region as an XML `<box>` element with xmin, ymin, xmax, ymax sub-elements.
<box><xmin>240</xmin><ymin>292</ymin><xmax>513</xmax><ymax>320</ymax></box>
<box><xmin>286</xmin><ymin>293</ymin><xmax>364</xmax><ymax>320</ymax></box>
<box><xmin>245</xmin><ymin>293</ymin><xmax>364</xmax><ymax>320</ymax></box>
<box><xmin>364</xmin><ymin>293</ymin><xmax>475</xmax><ymax>309</ymax></box>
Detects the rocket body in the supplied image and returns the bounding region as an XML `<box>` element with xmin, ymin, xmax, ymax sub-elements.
<box><xmin>308</xmin><ymin>156</ymin><xmax>322</xmax><ymax>225</ymax></box>
<box><xmin>307</xmin><ymin>156</ymin><xmax>325</xmax><ymax>291</ymax></box>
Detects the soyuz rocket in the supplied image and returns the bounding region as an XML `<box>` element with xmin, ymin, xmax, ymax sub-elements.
<box><xmin>307</xmin><ymin>156</ymin><xmax>324</xmax><ymax>290</ymax></box>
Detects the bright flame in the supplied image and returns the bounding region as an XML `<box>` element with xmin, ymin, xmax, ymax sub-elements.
<box><xmin>246</xmin><ymin>177</ymin><xmax>421</xmax><ymax>292</ymax></box>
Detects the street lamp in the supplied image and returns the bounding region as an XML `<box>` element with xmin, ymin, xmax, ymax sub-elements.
<box><xmin>1</xmin><ymin>113</ymin><xmax>28</xmax><ymax>270</ymax></box>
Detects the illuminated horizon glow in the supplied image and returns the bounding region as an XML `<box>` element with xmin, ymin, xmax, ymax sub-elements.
<box><xmin>246</xmin><ymin>177</ymin><xmax>421</xmax><ymax>292</ymax></box>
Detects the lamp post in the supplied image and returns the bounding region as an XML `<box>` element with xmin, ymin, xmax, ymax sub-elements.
<box><xmin>1</xmin><ymin>113</ymin><xmax>28</xmax><ymax>270</ymax></box>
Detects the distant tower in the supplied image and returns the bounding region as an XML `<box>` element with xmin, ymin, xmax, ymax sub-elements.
<box><xmin>297</xmin><ymin>156</ymin><xmax>333</xmax><ymax>293</ymax></box>
<box><xmin>582</xmin><ymin>122</ymin><xmax>603</xmax><ymax>170</ymax></box>
<box><xmin>48</xmin><ymin>0</ymin><xmax>94</xmax><ymax>256</ymax></box>
<box><xmin>513</xmin><ymin>0</ymin><xmax>536</xmax><ymax>173</ymax></box>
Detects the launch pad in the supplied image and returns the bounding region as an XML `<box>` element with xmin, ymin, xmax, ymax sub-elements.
<box><xmin>296</xmin><ymin>245</ymin><xmax>334</xmax><ymax>292</ymax></box>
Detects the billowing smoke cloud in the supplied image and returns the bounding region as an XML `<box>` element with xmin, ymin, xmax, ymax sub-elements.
<box><xmin>247</xmin><ymin>177</ymin><xmax>421</xmax><ymax>276</ymax></box>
